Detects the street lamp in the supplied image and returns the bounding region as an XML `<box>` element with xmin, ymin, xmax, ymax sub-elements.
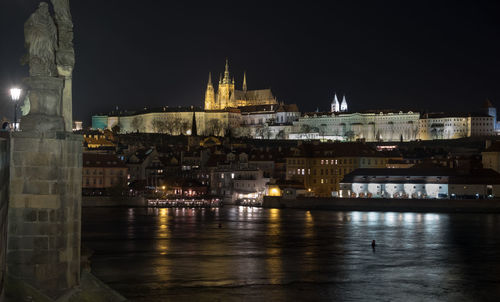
<box><xmin>10</xmin><ymin>88</ymin><xmax>21</xmax><ymax>131</ymax></box>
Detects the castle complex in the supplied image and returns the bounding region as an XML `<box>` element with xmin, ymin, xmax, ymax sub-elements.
<box><xmin>91</xmin><ymin>61</ymin><xmax>499</xmax><ymax>142</ymax></box>
<box><xmin>204</xmin><ymin>60</ymin><xmax>277</xmax><ymax>110</ymax></box>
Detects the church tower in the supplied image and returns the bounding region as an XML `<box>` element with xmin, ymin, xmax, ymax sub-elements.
<box><xmin>331</xmin><ymin>93</ymin><xmax>340</xmax><ymax>112</ymax></box>
<box><xmin>341</xmin><ymin>95</ymin><xmax>348</xmax><ymax>112</ymax></box>
<box><xmin>243</xmin><ymin>71</ymin><xmax>247</xmax><ymax>92</ymax></box>
<box><xmin>204</xmin><ymin>72</ymin><xmax>215</xmax><ymax>110</ymax></box>
<box><xmin>216</xmin><ymin>59</ymin><xmax>235</xmax><ymax>109</ymax></box>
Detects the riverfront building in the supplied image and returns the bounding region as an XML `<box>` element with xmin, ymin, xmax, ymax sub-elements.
<box><xmin>82</xmin><ymin>153</ymin><xmax>128</xmax><ymax>195</ymax></box>
<box><xmin>285</xmin><ymin>142</ymin><xmax>399</xmax><ymax>197</ymax></box>
<box><xmin>339</xmin><ymin>168</ymin><xmax>500</xmax><ymax>199</ymax></box>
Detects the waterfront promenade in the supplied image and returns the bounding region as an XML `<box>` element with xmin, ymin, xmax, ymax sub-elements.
<box><xmin>263</xmin><ymin>196</ymin><xmax>500</xmax><ymax>213</ymax></box>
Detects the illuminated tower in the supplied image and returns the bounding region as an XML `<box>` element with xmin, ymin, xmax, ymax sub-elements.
<box><xmin>341</xmin><ymin>95</ymin><xmax>348</xmax><ymax>112</ymax></box>
<box><xmin>484</xmin><ymin>99</ymin><xmax>498</xmax><ymax>130</ymax></box>
<box><xmin>243</xmin><ymin>71</ymin><xmax>247</xmax><ymax>92</ymax></box>
<box><xmin>204</xmin><ymin>72</ymin><xmax>215</xmax><ymax>110</ymax></box>
<box><xmin>216</xmin><ymin>59</ymin><xmax>235</xmax><ymax>109</ymax></box>
<box><xmin>331</xmin><ymin>93</ymin><xmax>340</xmax><ymax>112</ymax></box>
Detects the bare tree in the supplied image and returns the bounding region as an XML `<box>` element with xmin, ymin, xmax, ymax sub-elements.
<box><xmin>181</xmin><ymin>120</ymin><xmax>190</xmax><ymax>135</ymax></box>
<box><xmin>131</xmin><ymin>117</ymin><xmax>142</xmax><ymax>133</ymax></box>
<box><xmin>276</xmin><ymin>129</ymin><xmax>286</xmax><ymax>140</ymax></box>
<box><xmin>206</xmin><ymin>119</ymin><xmax>224</xmax><ymax>136</ymax></box>
<box><xmin>157</xmin><ymin>120</ymin><xmax>169</xmax><ymax>134</ymax></box>
<box><xmin>171</xmin><ymin>117</ymin><xmax>183</xmax><ymax>135</ymax></box>
<box><xmin>152</xmin><ymin>119</ymin><xmax>163</xmax><ymax>133</ymax></box>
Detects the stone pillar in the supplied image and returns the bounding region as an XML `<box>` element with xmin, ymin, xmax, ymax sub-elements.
<box><xmin>6</xmin><ymin>131</ymin><xmax>82</xmax><ymax>300</ymax></box>
<box><xmin>21</xmin><ymin>77</ymin><xmax>65</xmax><ymax>132</ymax></box>
<box><xmin>0</xmin><ymin>138</ymin><xmax>9</xmax><ymax>302</ymax></box>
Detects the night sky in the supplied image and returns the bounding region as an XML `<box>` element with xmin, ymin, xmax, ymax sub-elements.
<box><xmin>1</xmin><ymin>0</ymin><xmax>500</xmax><ymax>126</ymax></box>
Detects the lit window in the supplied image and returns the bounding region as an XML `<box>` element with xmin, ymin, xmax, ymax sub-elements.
<box><xmin>231</xmin><ymin>173</ymin><xmax>235</xmax><ymax>179</ymax></box>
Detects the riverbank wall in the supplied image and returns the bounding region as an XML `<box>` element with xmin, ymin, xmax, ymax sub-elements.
<box><xmin>263</xmin><ymin>196</ymin><xmax>500</xmax><ymax>213</ymax></box>
<box><xmin>82</xmin><ymin>196</ymin><xmax>146</xmax><ymax>207</ymax></box>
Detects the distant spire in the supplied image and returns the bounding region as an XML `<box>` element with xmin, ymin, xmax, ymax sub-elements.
<box><xmin>331</xmin><ymin>93</ymin><xmax>340</xmax><ymax>112</ymax></box>
<box><xmin>341</xmin><ymin>95</ymin><xmax>348</xmax><ymax>112</ymax></box>
<box><xmin>207</xmin><ymin>72</ymin><xmax>213</xmax><ymax>86</ymax></box>
<box><xmin>232</xmin><ymin>77</ymin><xmax>234</xmax><ymax>84</ymax></box>
<box><xmin>243</xmin><ymin>71</ymin><xmax>247</xmax><ymax>91</ymax></box>
<box><xmin>223</xmin><ymin>58</ymin><xmax>230</xmax><ymax>84</ymax></box>
<box><xmin>219</xmin><ymin>73</ymin><xmax>222</xmax><ymax>84</ymax></box>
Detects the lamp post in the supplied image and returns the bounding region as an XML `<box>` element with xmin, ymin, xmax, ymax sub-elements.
<box><xmin>10</xmin><ymin>88</ymin><xmax>21</xmax><ymax>131</ymax></box>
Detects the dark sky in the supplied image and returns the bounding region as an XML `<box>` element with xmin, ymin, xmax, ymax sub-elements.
<box><xmin>1</xmin><ymin>0</ymin><xmax>500</xmax><ymax>126</ymax></box>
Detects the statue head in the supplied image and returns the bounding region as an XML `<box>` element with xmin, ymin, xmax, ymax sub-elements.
<box><xmin>39</xmin><ymin>2</ymin><xmax>49</xmax><ymax>11</ymax></box>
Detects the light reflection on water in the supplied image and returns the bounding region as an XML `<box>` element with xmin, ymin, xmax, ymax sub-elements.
<box><xmin>83</xmin><ymin>207</ymin><xmax>500</xmax><ymax>301</ymax></box>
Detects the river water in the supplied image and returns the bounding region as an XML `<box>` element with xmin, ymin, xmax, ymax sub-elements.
<box><xmin>82</xmin><ymin>207</ymin><xmax>500</xmax><ymax>301</ymax></box>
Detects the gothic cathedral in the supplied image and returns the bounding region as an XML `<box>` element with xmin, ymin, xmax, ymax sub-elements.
<box><xmin>204</xmin><ymin>60</ymin><xmax>278</xmax><ymax>110</ymax></box>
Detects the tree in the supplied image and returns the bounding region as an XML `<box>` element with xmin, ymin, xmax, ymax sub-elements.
<box><xmin>170</xmin><ymin>117</ymin><xmax>183</xmax><ymax>135</ymax></box>
<box><xmin>276</xmin><ymin>129</ymin><xmax>286</xmax><ymax>140</ymax></box>
<box><xmin>157</xmin><ymin>120</ymin><xmax>169</xmax><ymax>134</ymax></box>
<box><xmin>131</xmin><ymin>117</ymin><xmax>142</xmax><ymax>133</ymax></box>
<box><xmin>152</xmin><ymin>119</ymin><xmax>163</xmax><ymax>133</ymax></box>
<box><xmin>300</xmin><ymin>124</ymin><xmax>311</xmax><ymax>134</ymax></box>
<box><xmin>181</xmin><ymin>121</ymin><xmax>190</xmax><ymax>135</ymax></box>
<box><xmin>206</xmin><ymin>119</ymin><xmax>224</xmax><ymax>136</ymax></box>
<box><xmin>111</xmin><ymin>123</ymin><xmax>121</xmax><ymax>134</ymax></box>
<box><xmin>345</xmin><ymin>131</ymin><xmax>355</xmax><ymax>142</ymax></box>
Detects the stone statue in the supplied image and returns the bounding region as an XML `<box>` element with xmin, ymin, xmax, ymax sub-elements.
<box><xmin>21</xmin><ymin>0</ymin><xmax>75</xmax><ymax>132</ymax></box>
<box><xmin>52</xmin><ymin>0</ymin><xmax>75</xmax><ymax>131</ymax></box>
<box><xmin>20</xmin><ymin>95</ymin><xmax>31</xmax><ymax>116</ymax></box>
<box><xmin>51</xmin><ymin>0</ymin><xmax>75</xmax><ymax>68</ymax></box>
<box><xmin>24</xmin><ymin>2</ymin><xmax>58</xmax><ymax>77</ymax></box>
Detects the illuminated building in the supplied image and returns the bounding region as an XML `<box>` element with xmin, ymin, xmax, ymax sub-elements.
<box><xmin>285</xmin><ymin>142</ymin><xmax>398</xmax><ymax>197</ymax></box>
<box><xmin>204</xmin><ymin>60</ymin><xmax>277</xmax><ymax>110</ymax></box>
<box><xmin>80</xmin><ymin>130</ymin><xmax>115</xmax><ymax>149</ymax></box>
<box><xmin>482</xmin><ymin>141</ymin><xmax>500</xmax><ymax>173</ymax></box>
<box><xmin>331</xmin><ymin>94</ymin><xmax>340</xmax><ymax>113</ymax></box>
<box><xmin>93</xmin><ymin>107</ymin><xmax>241</xmax><ymax>137</ymax></box>
<box><xmin>290</xmin><ymin>110</ymin><xmax>420</xmax><ymax>142</ymax></box>
<box><xmin>82</xmin><ymin>153</ymin><xmax>128</xmax><ymax>195</ymax></box>
<box><xmin>418</xmin><ymin>113</ymin><xmax>494</xmax><ymax>140</ymax></box>
<box><xmin>339</xmin><ymin>168</ymin><xmax>500</xmax><ymax>199</ymax></box>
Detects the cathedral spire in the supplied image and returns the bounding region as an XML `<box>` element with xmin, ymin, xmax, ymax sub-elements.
<box><xmin>341</xmin><ymin>95</ymin><xmax>348</xmax><ymax>112</ymax></box>
<box><xmin>331</xmin><ymin>93</ymin><xmax>340</xmax><ymax>113</ymax></box>
<box><xmin>223</xmin><ymin>58</ymin><xmax>230</xmax><ymax>84</ymax></box>
<box><xmin>207</xmin><ymin>72</ymin><xmax>213</xmax><ymax>86</ymax></box>
<box><xmin>243</xmin><ymin>71</ymin><xmax>247</xmax><ymax>91</ymax></box>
